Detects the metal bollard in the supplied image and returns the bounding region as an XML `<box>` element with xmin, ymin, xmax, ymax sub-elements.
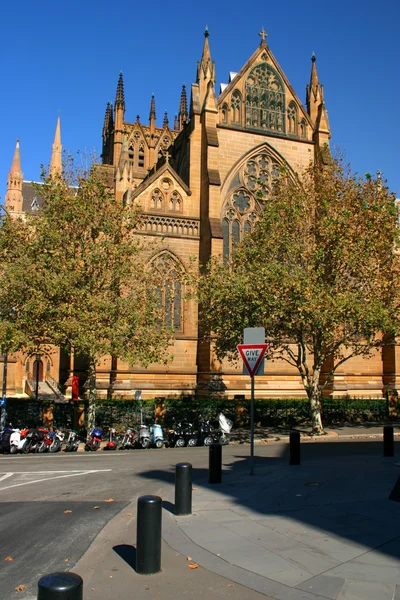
<box><xmin>38</xmin><ymin>572</ymin><xmax>83</xmax><ymax>600</ymax></box>
<box><xmin>174</xmin><ymin>462</ymin><xmax>192</xmax><ymax>515</ymax></box>
<box><xmin>384</xmin><ymin>425</ymin><xmax>394</xmax><ymax>457</ymax></box>
<box><xmin>209</xmin><ymin>443</ymin><xmax>222</xmax><ymax>484</ymax></box>
<box><xmin>136</xmin><ymin>495</ymin><xmax>162</xmax><ymax>575</ymax></box>
<box><xmin>289</xmin><ymin>431</ymin><xmax>301</xmax><ymax>465</ymax></box>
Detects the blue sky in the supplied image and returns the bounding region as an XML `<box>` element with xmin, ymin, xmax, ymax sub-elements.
<box><xmin>1</xmin><ymin>0</ymin><xmax>399</xmax><ymax>199</ymax></box>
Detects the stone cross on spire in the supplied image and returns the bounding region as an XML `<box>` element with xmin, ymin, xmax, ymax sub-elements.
<box><xmin>259</xmin><ymin>28</ymin><xmax>268</xmax><ymax>43</ymax></box>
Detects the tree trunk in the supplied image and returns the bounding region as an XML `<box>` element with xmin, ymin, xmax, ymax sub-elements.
<box><xmin>87</xmin><ymin>357</ymin><xmax>97</xmax><ymax>432</ymax></box>
<box><xmin>309</xmin><ymin>376</ymin><xmax>324</xmax><ymax>434</ymax></box>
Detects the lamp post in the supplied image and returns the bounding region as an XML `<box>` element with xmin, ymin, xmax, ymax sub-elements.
<box><xmin>1</xmin><ymin>352</ymin><xmax>7</xmax><ymax>429</ymax></box>
<box><xmin>35</xmin><ymin>353</ymin><xmax>40</xmax><ymax>401</ymax></box>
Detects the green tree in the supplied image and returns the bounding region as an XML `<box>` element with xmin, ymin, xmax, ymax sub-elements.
<box><xmin>0</xmin><ymin>157</ymin><xmax>173</xmax><ymax>430</ymax></box>
<box><xmin>198</xmin><ymin>160</ymin><xmax>400</xmax><ymax>433</ymax></box>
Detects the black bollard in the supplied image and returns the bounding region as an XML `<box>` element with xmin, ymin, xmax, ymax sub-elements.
<box><xmin>384</xmin><ymin>425</ymin><xmax>394</xmax><ymax>457</ymax></box>
<box><xmin>289</xmin><ymin>431</ymin><xmax>301</xmax><ymax>465</ymax></box>
<box><xmin>175</xmin><ymin>462</ymin><xmax>192</xmax><ymax>515</ymax></box>
<box><xmin>209</xmin><ymin>443</ymin><xmax>222</xmax><ymax>484</ymax></box>
<box><xmin>136</xmin><ymin>495</ymin><xmax>162</xmax><ymax>575</ymax></box>
<box><xmin>38</xmin><ymin>572</ymin><xmax>83</xmax><ymax>600</ymax></box>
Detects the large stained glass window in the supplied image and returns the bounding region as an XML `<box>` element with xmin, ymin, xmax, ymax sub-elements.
<box><xmin>245</xmin><ymin>63</ymin><xmax>285</xmax><ymax>133</ymax></box>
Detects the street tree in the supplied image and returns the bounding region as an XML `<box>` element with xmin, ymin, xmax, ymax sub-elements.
<box><xmin>197</xmin><ymin>159</ymin><xmax>400</xmax><ymax>433</ymax></box>
<box><xmin>0</xmin><ymin>157</ymin><xmax>173</xmax><ymax>429</ymax></box>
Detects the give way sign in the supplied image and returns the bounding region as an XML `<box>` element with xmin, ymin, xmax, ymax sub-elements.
<box><xmin>237</xmin><ymin>344</ymin><xmax>269</xmax><ymax>378</ymax></box>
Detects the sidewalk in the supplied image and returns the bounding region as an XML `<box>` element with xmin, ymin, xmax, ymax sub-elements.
<box><xmin>164</xmin><ymin>451</ymin><xmax>400</xmax><ymax>600</ymax></box>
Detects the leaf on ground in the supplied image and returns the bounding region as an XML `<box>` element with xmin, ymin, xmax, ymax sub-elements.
<box><xmin>186</xmin><ymin>556</ymin><xmax>192</xmax><ymax>561</ymax></box>
<box><xmin>64</xmin><ymin>559</ymin><xmax>69</xmax><ymax>563</ymax></box>
<box><xmin>227</xmin><ymin>584</ymin><xmax>233</xmax><ymax>587</ymax></box>
<box><xmin>188</xmin><ymin>563</ymin><xmax>199</xmax><ymax>569</ymax></box>
<box><xmin>192</xmin><ymin>487</ymin><xmax>198</xmax><ymax>491</ymax></box>
<box><xmin>5</xmin><ymin>556</ymin><xmax>13</xmax><ymax>561</ymax></box>
<box><xmin>14</xmin><ymin>585</ymin><xmax>25</xmax><ymax>592</ymax></box>
<box><xmin>123</xmin><ymin>513</ymin><xmax>132</xmax><ymax>517</ymax></box>
<box><xmin>64</xmin><ymin>510</ymin><xmax>72</xmax><ymax>514</ymax></box>
<box><xmin>104</xmin><ymin>499</ymin><xmax>114</xmax><ymax>503</ymax></box>
<box><xmin>93</xmin><ymin>506</ymin><xmax>100</xmax><ymax>510</ymax></box>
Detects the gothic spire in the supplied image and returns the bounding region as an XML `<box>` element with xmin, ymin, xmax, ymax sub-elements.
<box><xmin>5</xmin><ymin>139</ymin><xmax>23</xmax><ymax>213</ymax></box>
<box><xmin>115</xmin><ymin>72</ymin><xmax>125</xmax><ymax>109</ymax></box>
<box><xmin>149</xmin><ymin>93</ymin><xmax>156</xmax><ymax>122</ymax></box>
<box><xmin>178</xmin><ymin>84</ymin><xmax>188</xmax><ymax>129</ymax></box>
<box><xmin>50</xmin><ymin>114</ymin><xmax>62</xmax><ymax>175</ymax></box>
<box><xmin>10</xmin><ymin>139</ymin><xmax>22</xmax><ymax>175</ymax></box>
<box><xmin>103</xmin><ymin>102</ymin><xmax>113</xmax><ymax>134</ymax></box>
<box><xmin>163</xmin><ymin>111</ymin><xmax>169</xmax><ymax>127</ymax></box>
<box><xmin>197</xmin><ymin>28</ymin><xmax>216</xmax><ymax>106</ymax></box>
<box><xmin>306</xmin><ymin>53</ymin><xmax>324</xmax><ymax>123</ymax></box>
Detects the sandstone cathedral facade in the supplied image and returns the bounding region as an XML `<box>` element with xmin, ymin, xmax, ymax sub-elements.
<box><xmin>4</xmin><ymin>30</ymin><xmax>396</xmax><ymax>401</ymax></box>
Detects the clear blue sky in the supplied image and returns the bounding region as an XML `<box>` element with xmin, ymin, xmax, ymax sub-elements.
<box><xmin>1</xmin><ymin>0</ymin><xmax>399</xmax><ymax>198</ymax></box>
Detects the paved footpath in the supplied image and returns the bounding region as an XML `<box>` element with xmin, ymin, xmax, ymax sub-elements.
<box><xmin>164</xmin><ymin>449</ymin><xmax>400</xmax><ymax>600</ymax></box>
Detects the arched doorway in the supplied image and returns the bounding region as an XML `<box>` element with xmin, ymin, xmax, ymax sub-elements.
<box><xmin>33</xmin><ymin>359</ymin><xmax>44</xmax><ymax>382</ymax></box>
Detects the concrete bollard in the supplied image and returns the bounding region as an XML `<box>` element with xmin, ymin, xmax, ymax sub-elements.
<box><xmin>174</xmin><ymin>462</ymin><xmax>192</xmax><ymax>516</ymax></box>
<box><xmin>136</xmin><ymin>495</ymin><xmax>162</xmax><ymax>574</ymax></box>
<box><xmin>289</xmin><ymin>431</ymin><xmax>301</xmax><ymax>465</ymax></box>
<box><xmin>384</xmin><ymin>425</ymin><xmax>394</xmax><ymax>457</ymax></box>
<box><xmin>209</xmin><ymin>443</ymin><xmax>222</xmax><ymax>484</ymax></box>
<box><xmin>38</xmin><ymin>572</ymin><xmax>83</xmax><ymax>600</ymax></box>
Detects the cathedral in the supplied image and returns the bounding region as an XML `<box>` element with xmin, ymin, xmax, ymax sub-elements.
<box><xmin>3</xmin><ymin>29</ymin><xmax>396</xmax><ymax>402</ymax></box>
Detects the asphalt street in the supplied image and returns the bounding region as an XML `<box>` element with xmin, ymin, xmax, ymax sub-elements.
<box><xmin>0</xmin><ymin>439</ymin><xmax>396</xmax><ymax>600</ymax></box>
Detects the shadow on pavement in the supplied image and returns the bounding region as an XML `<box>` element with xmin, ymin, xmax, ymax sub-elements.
<box><xmin>137</xmin><ymin>439</ymin><xmax>400</xmax><ymax>561</ymax></box>
<box><xmin>113</xmin><ymin>544</ymin><xmax>136</xmax><ymax>571</ymax></box>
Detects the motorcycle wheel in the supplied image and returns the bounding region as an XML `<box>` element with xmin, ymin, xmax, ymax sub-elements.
<box><xmin>175</xmin><ymin>437</ymin><xmax>185</xmax><ymax>448</ymax></box>
<box><xmin>10</xmin><ymin>445</ymin><xmax>18</xmax><ymax>454</ymax></box>
<box><xmin>140</xmin><ymin>439</ymin><xmax>150</xmax><ymax>449</ymax></box>
<box><xmin>188</xmin><ymin>438</ymin><xmax>197</xmax><ymax>447</ymax></box>
<box><xmin>92</xmin><ymin>441</ymin><xmax>100</xmax><ymax>451</ymax></box>
<box><xmin>38</xmin><ymin>442</ymin><xmax>47</xmax><ymax>453</ymax></box>
<box><xmin>50</xmin><ymin>440</ymin><xmax>61</xmax><ymax>453</ymax></box>
<box><xmin>21</xmin><ymin>441</ymin><xmax>30</xmax><ymax>454</ymax></box>
<box><xmin>155</xmin><ymin>439</ymin><xmax>163</xmax><ymax>449</ymax></box>
<box><xmin>73</xmin><ymin>444</ymin><xmax>79</xmax><ymax>452</ymax></box>
<box><xmin>203</xmin><ymin>436</ymin><xmax>214</xmax><ymax>446</ymax></box>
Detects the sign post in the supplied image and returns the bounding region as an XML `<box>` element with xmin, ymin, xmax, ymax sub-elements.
<box><xmin>237</xmin><ymin>342</ymin><xmax>269</xmax><ymax>475</ymax></box>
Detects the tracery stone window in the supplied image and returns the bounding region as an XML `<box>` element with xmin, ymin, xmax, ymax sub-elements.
<box><xmin>231</xmin><ymin>91</ymin><xmax>242</xmax><ymax>124</ymax></box>
<box><xmin>151</xmin><ymin>188</ymin><xmax>164</xmax><ymax>210</ymax></box>
<box><xmin>138</xmin><ymin>143</ymin><xmax>145</xmax><ymax>167</ymax></box>
<box><xmin>222</xmin><ymin>150</ymin><xmax>282</xmax><ymax>260</ymax></box>
<box><xmin>287</xmin><ymin>101</ymin><xmax>297</xmax><ymax>135</ymax></box>
<box><xmin>151</xmin><ymin>252</ymin><xmax>183</xmax><ymax>332</ymax></box>
<box><xmin>245</xmin><ymin>63</ymin><xmax>285</xmax><ymax>133</ymax></box>
<box><xmin>169</xmin><ymin>191</ymin><xmax>182</xmax><ymax>212</ymax></box>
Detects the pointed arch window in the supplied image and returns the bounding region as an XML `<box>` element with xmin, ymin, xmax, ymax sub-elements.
<box><xmin>151</xmin><ymin>188</ymin><xmax>164</xmax><ymax>210</ymax></box>
<box><xmin>169</xmin><ymin>190</ymin><xmax>182</xmax><ymax>212</ymax></box>
<box><xmin>231</xmin><ymin>91</ymin><xmax>242</xmax><ymax>124</ymax></box>
<box><xmin>245</xmin><ymin>63</ymin><xmax>285</xmax><ymax>133</ymax></box>
<box><xmin>300</xmin><ymin>118</ymin><xmax>307</xmax><ymax>139</ymax></box>
<box><xmin>151</xmin><ymin>252</ymin><xmax>183</xmax><ymax>332</ymax></box>
<box><xmin>287</xmin><ymin>101</ymin><xmax>298</xmax><ymax>135</ymax></box>
<box><xmin>221</xmin><ymin>103</ymin><xmax>228</xmax><ymax>124</ymax></box>
<box><xmin>222</xmin><ymin>190</ymin><xmax>258</xmax><ymax>260</ymax></box>
<box><xmin>138</xmin><ymin>143</ymin><xmax>145</xmax><ymax>168</ymax></box>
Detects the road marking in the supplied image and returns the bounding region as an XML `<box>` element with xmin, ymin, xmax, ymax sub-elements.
<box><xmin>0</xmin><ymin>469</ymin><xmax>111</xmax><ymax>492</ymax></box>
<box><xmin>0</xmin><ymin>473</ymin><xmax>13</xmax><ymax>482</ymax></box>
<box><xmin>0</xmin><ymin>470</ymin><xmax>111</xmax><ymax>474</ymax></box>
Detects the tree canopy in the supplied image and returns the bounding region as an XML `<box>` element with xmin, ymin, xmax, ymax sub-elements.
<box><xmin>198</xmin><ymin>159</ymin><xmax>400</xmax><ymax>432</ymax></box>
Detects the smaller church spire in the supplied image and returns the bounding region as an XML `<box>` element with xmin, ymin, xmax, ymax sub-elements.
<box><xmin>115</xmin><ymin>72</ymin><xmax>125</xmax><ymax>109</ymax></box>
<box><xmin>306</xmin><ymin>53</ymin><xmax>324</xmax><ymax>123</ymax></box>
<box><xmin>197</xmin><ymin>28</ymin><xmax>216</xmax><ymax>107</ymax></box>
<box><xmin>178</xmin><ymin>84</ymin><xmax>188</xmax><ymax>130</ymax></box>
<box><xmin>11</xmin><ymin>139</ymin><xmax>22</xmax><ymax>175</ymax></box>
<box><xmin>50</xmin><ymin>115</ymin><xmax>62</xmax><ymax>176</ymax></box>
<box><xmin>163</xmin><ymin>111</ymin><xmax>169</xmax><ymax>127</ymax></box>
<box><xmin>149</xmin><ymin>93</ymin><xmax>156</xmax><ymax>122</ymax></box>
<box><xmin>5</xmin><ymin>139</ymin><xmax>24</xmax><ymax>213</ymax></box>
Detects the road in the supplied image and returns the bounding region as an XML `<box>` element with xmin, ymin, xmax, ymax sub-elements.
<box><xmin>0</xmin><ymin>438</ymin><xmax>394</xmax><ymax>599</ymax></box>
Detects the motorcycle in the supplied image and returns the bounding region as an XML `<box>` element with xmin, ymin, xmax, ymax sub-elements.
<box><xmin>197</xmin><ymin>419</ymin><xmax>215</xmax><ymax>446</ymax></box>
<box><xmin>103</xmin><ymin>427</ymin><xmax>118</xmax><ymax>451</ymax></box>
<box><xmin>0</xmin><ymin>425</ymin><xmax>14</xmax><ymax>453</ymax></box>
<box><xmin>64</xmin><ymin>430</ymin><xmax>79</xmax><ymax>452</ymax></box>
<box><xmin>137</xmin><ymin>424</ymin><xmax>151</xmax><ymax>449</ymax></box>
<box><xmin>119</xmin><ymin>427</ymin><xmax>136</xmax><ymax>450</ymax></box>
<box><xmin>49</xmin><ymin>429</ymin><xmax>65</xmax><ymax>452</ymax></box>
<box><xmin>167</xmin><ymin>421</ymin><xmax>197</xmax><ymax>448</ymax></box>
<box><xmin>85</xmin><ymin>428</ymin><xmax>103</xmax><ymax>451</ymax></box>
<box><xmin>149</xmin><ymin>423</ymin><xmax>164</xmax><ymax>448</ymax></box>
<box><xmin>23</xmin><ymin>428</ymin><xmax>44</xmax><ymax>453</ymax></box>
<box><xmin>36</xmin><ymin>428</ymin><xmax>53</xmax><ymax>453</ymax></box>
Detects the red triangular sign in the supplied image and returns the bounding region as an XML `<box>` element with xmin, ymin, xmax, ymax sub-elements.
<box><xmin>237</xmin><ymin>344</ymin><xmax>269</xmax><ymax>378</ymax></box>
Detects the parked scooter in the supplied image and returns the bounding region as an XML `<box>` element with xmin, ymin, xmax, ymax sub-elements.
<box><xmin>196</xmin><ymin>419</ymin><xmax>215</xmax><ymax>446</ymax></box>
<box><xmin>64</xmin><ymin>430</ymin><xmax>79</xmax><ymax>452</ymax></box>
<box><xmin>49</xmin><ymin>429</ymin><xmax>65</xmax><ymax>452</ymax></box>
<box><xmin>10</xmin><ymin>428</ymin><xmax>24</xmax><ymax>454</ymax></box>
<box><xmin>22</xmin><ymin>428</ymin><xmax>44</xmax><ymax>453</ymax></box>
<box><xmin>85</xmin><ymin>428</ymin><xmax>103</xmax><ymax>451</ymax></box>
<box><xmin>137</xmin><ymin>424</ymin><xmax>151</xmax><ymax>449</ymax></box>
<box><xmin>103</xmin><ymin>427</ymin><xmax>118</xmax><ymax>451</ymax></box>
<box><xmin>149</xmin><ymin>423</ymin><xmax>164</xmax><ymax>448</ymax></box>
